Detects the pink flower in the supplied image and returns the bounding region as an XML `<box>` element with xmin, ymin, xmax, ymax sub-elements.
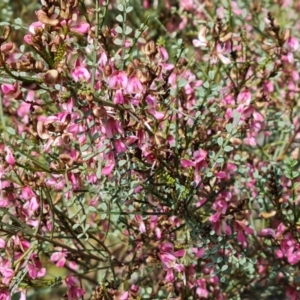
<box><xmin>105</xmin><ymin>118</ymin><xmax>124</xmax><ymax>138</ymax></box>
<box><xmin>127</xmin><ymin>76</ymin><xmax>144</xmax><ymax>94</ymax></box>
<box><xmin>102</xmin><ymin>151</ymin><xmax>115</xmax><ymax>176</ymax></box>
<box><xmin>181</xmin><ymin>149</ymin><xmax>208</xmax><ymax>185</ymax></box>
<box><xmin>108</xmin><ymin>71</ymin><xmax>128</xmax><ymax>89</ymax></box>
<box><xmin>71</xmin><ymin>59</ymin><xmax>91</xmax><ymax>82</ymax></box>
<box><xmin>193</xmin><ymin>27</ymin><xmax>208</xmax><ymax>48</ymax></box>
<box><xmin>113</xmin><ymin>90</ymin><xmax>125</xmax><ymax>104</ymax></box>
<box><xmin>26</xmin><ymin>255</ymin><xmax>46</xmax><ymax>279</ymax></box>
<box><xmin>5</xmin><ymin>147</ymin><xmax>15</xmax><ymax>165</ymax></box>
<box><xmin>0</xmin><ymin>289</ymin><xmax>10</xmax><ymax>300</ymax></box>
<box><xmin>195</xmin><ymin>278</ymin><xmax>209</xmax><ymax>298</ymax></box>
<box><xmin>50</xmin><ymin>248</ymin><xmax>67</xmax><ymax>267</ymax></box>
<box><xmin>65</xmin><ymin>276</ymin><xmax>85</xmax><ymax>300</ymax></box>
<box><xmin>237</xmin><ymin>89</ymin><xmax>251</xmax><ymax>106</ymax></box>
<box><xmin>258</xmin><ymin>228</ymin><xmax>275</xmax><ymax>238</ymax></box>
<box><xmin>212</xmin><ymin>43</ymin><xmax>231</xmax><ymax>65</ymax></box>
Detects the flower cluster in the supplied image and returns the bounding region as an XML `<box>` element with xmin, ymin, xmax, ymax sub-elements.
<box><xmin>0</xmin><ymin>0</ymin><xmax>300</xmax><ymax>299</ymax></box>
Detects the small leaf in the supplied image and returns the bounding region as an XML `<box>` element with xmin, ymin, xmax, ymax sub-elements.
<box><xmin>134</xmin><ymin>30</ymin><xmax>141</xmax><ymax>38</ymax></box>
<box><xmin>99</xmin><ymin>202</ymin><xmax>107</xmax><ymax>210</ymax></box>
<box><xmin>221</xmin><ymin>265</ymin><xmax>228</xmax><ymax>271</ymax></box>
<box><xmin>114</xmin><ymin>38</ymin><xmax>123</xmax><ymax>46</ymax></box>
<box><xmin>6</xmin><ymin>127</ymin><xmax>16</xmax><ymax>135</ymax></box>
<box><xmin>217</xmin><ymin>137</ymin><xmax>224</xmax><ymax>146</ymax></box>
<box><xmin>125</xmin><ymin>26</ymin><xmax>132</xmax><ymax>35</ymax></box>
<box><xmin>116</xmin><ymin>14</ymin><xmax>123</xmax><ymax>22</ymax></box>
<box><xmin>117</xmin><ymin>4</ymin><xmax>124</xmax><ymax>11</ymax></box>
<box><xmin>88</xmin><ymin>206</ymin><xmax>97</xmax><ymax>212</ymax></box>
<box><xmin>208</xmin><ymin>70</ymin><xmax>215</xmax><ymax>80</ymax></box>
<box><xmin>81</xmin><ymin>144</ymin><xmax>90</xmax><ymax>151</ymax></box>
<box><xmin>126</xmin><ymin>6</ymin><xmax>133</xmax><ymax>13</ymax></box>
<box><xmin>203</xmin><ymin>81</ymin><xmax>210</xmax><ymax>88</ymax></box>
<box><xmin>221</xmin><ymin>0</ymin><xmax>228</xmax><ymax>8</ymax></box>
<box><xmin>15</xmin><ymin>18</ymin><xmax>22</xmax><ymax>25</ymax></box>
<box><xmin>224</xmin><ymin>145</ymin><xmax>233</xmax><ymax>152</ymax></box>
<box><xmin>205</xmin><ymin>263</ymin><xmax>214</xmax><ymax>269</ymax></box>
<box><xmin>72</xmin><ymin>223</ymin><xmax>80</xmax><ymax>230</ymax></box>
<box><xmin>232</xmin><ymin>110</ymin><xmax>241</xmax><ymax>126</ymax></box>
<box><xmin>226</xmin><ymin>123</ymin><xmax>233</xmax><ymax>133</ymax></box>
<box><xmin>178</xmin><ymin>79</ymin><xmax>188</xmax><ymax>88</ymax></box>
<box><xmin>115</xmin><ymin>26</ymin><xmax>123</xmax><ymax>34</ymax></box>
<box><xmin>118</xmin><ymin>159</ymin><xmax>127</xmax><ymax>167</ymax></box>
<box><xmin>96</xmin><ymin>163</ymin><xmax>102</xmax><ymax>179</ymax></box>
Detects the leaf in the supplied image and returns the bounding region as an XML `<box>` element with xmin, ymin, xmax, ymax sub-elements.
<box><xmin>118</xmin><ymin>159</ymin><xmax>127</xmax><ymax>167</ymax></box>
<box><xmin>203</xmin><ymin>81</ymin><xmax>210</xmax><ymax>88</ymax></box>
<box><xmin>126</xmin><ymin>6</ymin><xmax>133</xmax><ymax>13</ymax></box>
<box><xmin>6</xmin><ymin>127</ymin><xmax>16</xmax><ymax>135</ymax></box>
<box><xmin>226</xmin><ymin>123</ymin><xmax>233</xmax><ymax>133</ymax></box>
<box><xmin>117</xmin><ymin>4</ymin><xmax>124</xmax><ymax>11</ymax></box>
<box><xmin>224</xmin><ymin>145</ymin><xmax>233</xmax><ymax>152</ymax></box>
<box><xmin>217</xmin><ymin>137</ymin><xmax>224</xmax><ymax>146</ymax></box>
<box><xmin>115</xmin><ymin>25</ymin><xmax>123</xmax><ymax>34</ymax></box>
<box><xmin>221</xmin><ymin>265</ymin><xmax>228</xmax><ymax>271</ymax></box>
<box><xmin>208</xmin><ymin>70</ymin><xmax>215</xmax><ymax>80</ymax></box>
<box><xmin>81</xmin><ymin>144</ymin><xmax>90</xmax><ymax>151</ymax></box>
<box><xmin>125</xmin><ymin>26</ymin><xmax>132</xmax><ymax>35</ymax></box>
<box><xmin>232</xmin><ymin>110</ymin><xmax>241</xmax><ymax>126</ymax></box>
<box><xmin>116</xmin><ymin>14</ymin><xmax>123</xmax><ymax>22</ymax></box>
<box><xmin>14</xmin><ymin>18</ymin><xmax>22</xmax><ymax>25</ymax></box>
<box><xmin>178</xmin><ymin>78</ymin><xmax>188</xmax><ymax>88</ymax></box>
<box><xmin>114</xmin><ymin>38</ymin><xmax>123</xmax><ymax>46</ymax></box>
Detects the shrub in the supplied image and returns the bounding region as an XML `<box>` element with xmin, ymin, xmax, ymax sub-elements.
<box><xmin>0</xmin><ymin>0</ymin><xmax>300</xmax><ymax>299</ymax></box>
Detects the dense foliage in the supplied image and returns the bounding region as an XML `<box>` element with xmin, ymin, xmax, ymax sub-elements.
<box><xmin>1</xmin><ymin>0</ymin><xmax>300</xmax><ymax>299</ymax></box>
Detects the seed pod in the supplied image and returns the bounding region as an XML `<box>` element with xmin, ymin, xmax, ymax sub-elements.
<box><xmin>36</xmin><ymin>10</ymin><xmax>59</xmax><ymax>26</ymax></box>
<box><xmin>43</xmin><ymin>69</ymin><xmax>59</xmax><ymax>84</ymax></box>
<box><xmin>0</xmin><ymin>25</ymin><xmax>11</xmax><ymax>44</ymax></box>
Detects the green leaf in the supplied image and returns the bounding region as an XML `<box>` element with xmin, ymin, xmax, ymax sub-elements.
<box><xmin>217</xmin><ymin>137</ymin><xmax>224</xmax><ymax>146</ymax></box>
<box><xmin>203</xmin><ymin>81</ymin><xmax>210</xmax><ymax>88</ymax></box>
<box><xmin>118</xmin><ymin>159</ymin><xmax>127</xmax><ymax>167</ymax></box>
<box><xmin>126</xmin><ymin>6</ymin><xmax>133</xmax><ymax>13</ymax></box>
<box><xmin>115</xmin><ymin>26</ymin><xmax>123</xmax><ymax>34</ymax></box>
<box><xmin>178</xmin><ymin>78</ymin><xmax>188</xmax><ymax>88</ymax></box>
<box><xmin>125</xmin><ymin>26</ymin><xmax>132</xmax><ymax>35</ymax></box>
<box><xmin>116</xmin><ymin>14</ymin><xmax>123</xmax><ymax>22</ymax></box>
<box><xmin>232</xmin><ymin>110</ymin><xmax>241</xmax><ymax>126</ymax></box>
<box><xmin>88</xmin><ymin>206</ymin><xmax>97</xmax><ymax>212</ymax></box>
<box><xmin>221</xmin><ymin>0</ymin><xmax>228</xmax><ymax>8</ymax></box>
<box><xmin>6</xmin><ymin>127</ymin><xmax>16</xmax><ymax>135</ymax></box>
<box><xmin>224</xmin><ymin>145</ymin><xmax>233</xmax><ymax>152</ymax></box>
<box><xmin>208</xmin><ymin>70</ymin><xmax>215</xmax><ymax>80</ymax></box>
<box><xmin>114</xmin><ymin>38</ymin><xmax>123</xmax><ymax>46</ymax></box>
<box><xmin>226</xmin><ymin>123</ymin><xmax>233</xmax><ymax>133</ymax></box>
<box><xmin>81</xmin><ymin>144</ymin><xmax>90</xmax><ymax>151</ymax></box>
<box><xmin>99</xmin><ymin>202</ymin><xmax>107</xmax><ymax>210</ymax></box>
<box><xmin>206</xmin><ymin>263</ymin><xmax>214</xmax><ymax>269</ymax></box>
<box><xmin>14</xmin><ymin>18</ymin><xmax>22</xmax><ymax>25</ymax></box>
<box><xmin>221</xmin><ymin>265</ymin><xmax>228</xmax><ymax>271</ymax></box>
<box><xmin>117</xmin><ymin>4</ymin><xmax>124</xmax><ymax>11</ymax></box>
